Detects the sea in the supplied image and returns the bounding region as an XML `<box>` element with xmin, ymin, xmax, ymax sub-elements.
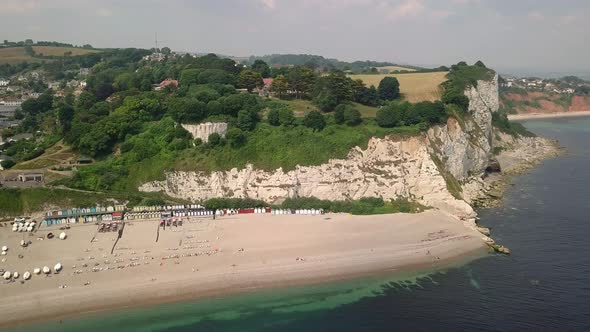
<box><xmin>11</xmin><ymin>117</ymin><xmax>590</xmax><ymax>332</ymax></box>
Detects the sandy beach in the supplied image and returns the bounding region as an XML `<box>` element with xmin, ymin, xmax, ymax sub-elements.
<box><xmin>508</xmin><ymin>111</ymin><xmax>590</xmax><ymax>121</ymax></box>
<box><xmin>0</xmin><ymin>211</ymin><xmax>487</xmax><ymax>328</ymax></box>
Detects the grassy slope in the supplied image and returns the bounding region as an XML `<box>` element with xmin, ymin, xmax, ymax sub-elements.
<box><xmin>349</xmin><ymin>71</ymin><xmax>448</xmax><ymax>103</ymax></box>
<box><xmin>375</xmin><ymin>65</ymin><xmax>417</xmax><ymax>72</ymax></box>
<box><xmin>0</xmin><ymin>46</ymin><xmax>99</xmax><ymax>64</ymax></box>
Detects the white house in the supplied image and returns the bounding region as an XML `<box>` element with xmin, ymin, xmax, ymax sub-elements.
<box><xmin>0</xmin><ymin>79</ymin><xmax>9</xmax><ymax>87</ymax></box>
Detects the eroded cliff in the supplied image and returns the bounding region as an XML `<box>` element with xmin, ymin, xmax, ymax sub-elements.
<box><xmin>140</xmin><ymin>74</ymin><xmax>535</xmax><ymax>227</ymax></box>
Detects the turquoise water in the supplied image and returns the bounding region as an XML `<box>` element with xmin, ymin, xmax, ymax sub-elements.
<box><xmin>9</xmin><ymin>116</ymin><xmax>590</xmax><ymax>331</ymax></box>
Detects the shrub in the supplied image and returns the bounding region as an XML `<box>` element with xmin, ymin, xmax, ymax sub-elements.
<box><xmin>1</xmin><ymin>160</ymin><xmax>16</xmax><ymax>169</ymax></box>
<box><xmin>303</xmin><ymin>111</ymin><xmax>326</xmax><ymax>131</ymax></box>
<box><xmin>343</xmin><ymin>107</ymin><xmax>362</xmax><ymax>126</ymax></box>
<box><xmin>278</xmin><ymin>109</ymin><xmax>295</xmax><ymax>126</ymax></box>
<box><xmin>208</xmin><ymin>132</ymin><xmax>222</xmax><ymax>146</ymax></box>
<box><xmin>226</xmin><ymin>128</ymin><xmax>247</xmax><ymax>148</ymax></box>
<box><xmin>267</xmin><ymin>109</ymin><xmax>280</xmax><ymax>126</ymax></box>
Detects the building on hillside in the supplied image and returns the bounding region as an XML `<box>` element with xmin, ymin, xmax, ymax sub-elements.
<box><xmin>153</xmin><ymin>79</ymin><xmax>179</xmax><ymax>91</ymax></box>
<box><xmin>79</xmin><ymin>68</ymin><xmax>91</xmax><ymax>76</ymax></box>
<box><xmin>47</xmin><ymin>81</ymin><xmax>61</xmax><ymax>90</ymax></box>
<box><xmin>18</xmin><ymin>173</ymin><xmax>44</xmax><ymax>182</ymax></box>
<box><xmin>257</xmin><ymin>78</ymin><xmax>274</xmax><ymax>97</ymax></box>
<box><xmin>66</xmin><ymin>80</ymin><xmax>79</xmax><ymax>88</ymax></box>
<box><xmin>0</xmin><ymin>98</ymin><xmax>22</xmax><ymax>106</ymax></box>
<box><xmin>0</xmin><ymin>78</ymin><xmax>9</xmax><ymax>87</ymax></box>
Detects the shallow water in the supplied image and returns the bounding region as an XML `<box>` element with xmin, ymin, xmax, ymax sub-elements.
<box><xmin>11</xmin><ymin>117</ymin><xmax>590</xmax><ymax>331</ymax></box>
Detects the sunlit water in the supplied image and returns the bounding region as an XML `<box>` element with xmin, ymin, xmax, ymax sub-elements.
<box><xmin>11</xmin><ymin>117</ymin><xmax>590</xmax><ymax>332</ymax></box>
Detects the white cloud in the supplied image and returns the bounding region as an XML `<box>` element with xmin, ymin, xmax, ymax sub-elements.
<box><xmin>0</xmin><ymin>0</ymin><xmax>39</xmax><ymax>13</ymax></box>
<box><xmin>96</xmin><ymin>8</ymin><xmax>113</xmax><ymax>17</ymax></box>
<box><xmin>527</xmin><ymin>11</ymin><xmax>545</xmax><ymax>21</ymax></box>
<box><xmin>260</xmin><ymin>0</ymin><xmax>276</xmax><ymax>10</ymax></box>
<box><xmin>386</xmin><ymin>0</ymin><xmax>425</xmax><ymax>19</ymax></box>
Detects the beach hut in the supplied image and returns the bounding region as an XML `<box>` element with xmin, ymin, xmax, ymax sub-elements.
<box><xmin>54</xmin><ymin>263</ymin><xmax>62</xmax><ymax>273</ymax></box>
<box><xmin>23</xmin><ymin>271</ymin><xmax>31</xmax><ymax>280</ymax></box>
<box><xmin>42</xmin><ymin>266</ymin><xmax>50</xmax><ymax>274</ymax></box>
<box><xmin>3</xmin><ymin>271</ymin><xmax>11</xmax><ymax>280</ymax></box>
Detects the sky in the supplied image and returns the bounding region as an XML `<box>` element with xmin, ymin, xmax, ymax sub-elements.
<box><xmin>0</xmin><ymin>0</ymin><xmax>588</xmax><ymax>74</ymax></box>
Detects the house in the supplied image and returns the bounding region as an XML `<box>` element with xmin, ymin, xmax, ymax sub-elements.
<box><xmin>1</xmin><ymin>98</ymin><xmax>22</xmax><ymax>107</ymax></box>
<box><xmin>257</xmin><ymin>78</ymin><xmax>274</xmax><ymax>97</ymax></box>
<box><xmin>18</xmin><ymin>173</ymin><xmax>44</xmax><ymax>182</ymax></box>
<box><xmin>47</xmin><ymin>81</ymin><xmax>61</xmax><ymax>90</ymax></box>
<box><xmin>0</xmin><ymin>78</ymin><xmax>9</xmax><ymax>87</ymax></box>
<box><xmin>66</xmin><ymin>80</ymin><xmax>79</xmax><ymax>88</ymax></box>
<box><xmin>9</xmin><ymin>133</ymin><xmax>34</xmax><ymax>142</ymax></box>
<box><xmin>153</xmin><ymin>79</ymin><xmax>179</xmax><ymax>91</ymax></box>
<box><xmin>79</xmin><ymin>81</ymin><xmax>87</xmax><ymax>88</ymax></box>
<box><xmin>79</xmin><ymin>68</ymin><xmax>91</xmax><ymax>76</ymax></box>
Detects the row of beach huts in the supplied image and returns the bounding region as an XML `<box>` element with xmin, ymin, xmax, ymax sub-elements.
<box><xmin>41</xmin><ymin>205</ymin><xmax>325</xmax><ymax>226</ymax></box>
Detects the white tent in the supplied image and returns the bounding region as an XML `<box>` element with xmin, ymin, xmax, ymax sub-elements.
<box><xmin>23</xmin><ymin>271</ymin><xmax>31</xmax><ymax>280</ymax></box>
<box><xmin>59</xmin><ymin>232</ymin><xmax>67</xmax><ymax>240</ymax></box>
<box><xmin>1</xmin><ymin>245</ymin><xmax>7</xmax><ymax>251</ymax></box>
<box><xmin>54</xmin><ymin>263</ymin><xmax>62</xmax><ymax>273</ymax></box>
<box><xmin>42</xmin><ymin>266</ymin><xmax>50</xmax><ymax>274</ymax></box>
<box><xmin>12</xmin><ymin>272</ymin><xmax>19</xmax><ymax>279</ymax></box>
<box><xmin>33</xmin><ymin>268</ymin><xmax>41</xmax><ymax>275</ymax></box>
<box><xmin>3</xmin><ymin>271</ymin><xmax>10</xmax><ymax>280</ymax></box>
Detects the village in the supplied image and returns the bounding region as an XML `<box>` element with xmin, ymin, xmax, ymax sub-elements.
<box><xmin>501</xmin><ymin>75</ymin><xmax>589</xmax><ymax>95</ymax></box>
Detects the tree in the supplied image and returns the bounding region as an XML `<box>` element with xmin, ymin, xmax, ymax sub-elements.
<box><xmin>356</xmin><ymin>85</ymin><xmax>380</xmax><ymax>106</ymax></box>
<box><xmin>303</xmin><ymin>111</ymin><xmax>326</xmax><ymax>131</ymax></box>
<box><xmin>267</xmin><ymin>109</ymin><xmax>280</xmax><ymax>126</ymax></box>
<box><xmin>270</xmin><ymin>75</ymin><xmax>289</xmax><ymax>99</ymax></box>
<box><xmin>237</xmin><ymin>109</ymin><xmax>258</xmax><ymax>131</ymax></box>
<box><xmin>226</xmin><ymin>128</ymin><xmax>247</xmax><ymax>148</ymax></box>
<box><xmin>314</xmin><ymin>72</ymin><xmax>353</xmax><ymax>106</ymax></box>
<box><xmin>180</xmin><ymin>69</ymin><xmax>201</xmax><ymax>87</ymax></box>
<box><xmin>208</xmin><ymin>132</ymin><xmax>222</xmax><ymax>146</ymax></box>
<box><xmin>1</xmin><ymin>160</ymin><xmax>15</xmax><ymax>169</ymax></box>
<box><xmin>474</xmin><ymin>60</ymin><xmax>487</xmax><ymax>68</ymax></box>
<box><xmin>343</xmin><ymin>107</ymin><xmax>362</xmax><ymax>126</ymax></box>
<box><xmin>238</xmin><ymin>69</ymin><xmax>263</xmax><ymax>92</ymax></box>
<box><xmin>278</xmin><ymin>109</ymin><xmax>295</xmax><ymax>126</ymax></box>
<box><xmin>161</xmin><ymin>47</ymin><xmax>171</xmax><ymax>55</ymax></box>
<box><xmin>288</xmin><ymin>67</ymin><xmax>316</xmax><ymax>98</ymax></box>
<box><xmin>334</xmin><ymin>104</ymin><xmax>346</xmax><ymax>124</ymax></box>
<box><xmin>313</xmin><ymin>92</ymin><xmax>338</xmax><ymax>112</ymax></box>
<box><xmin>251</xmin><ymin>60</ymin><xmax>271</xmax><ymax>78</ymax></box>
<box><xmin>378</xmin><ymin>77</ymin><xmax>400</xmax><ymax>101</ymax></box>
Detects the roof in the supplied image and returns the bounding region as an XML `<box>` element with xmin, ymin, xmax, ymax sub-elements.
<box><xmin>159</xmin><ymin>79</ymin><xmax>179</xmax><ymax>87</ymax></box>
<box><xmin>263</xmin><ymin>78</ymin><xmax>274</xmax><ymax>86</ymax></box>
<box><xmin>19</xmin><ymin>173</ymin><xmax>44</xmax><ymax>177</ymax></box>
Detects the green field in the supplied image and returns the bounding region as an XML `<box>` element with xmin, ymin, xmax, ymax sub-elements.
<box><xmin>0</xmin><ymin>46</ymin><xmax>100</xmax><ymax>64</ymax></box>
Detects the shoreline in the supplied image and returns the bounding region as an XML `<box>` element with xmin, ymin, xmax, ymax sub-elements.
<box><xmin>508</xmin><ymin>111</ymin><xmax>590</xmax><ymax>121</ymax></box>
<box><xmin>0</xmin><ymin>211</ymin><xmax>488</xmax><ymax>329</ymax></box>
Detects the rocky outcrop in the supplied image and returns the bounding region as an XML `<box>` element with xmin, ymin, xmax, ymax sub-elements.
<box><xmin>181</xmin><ymin>122</ymin><xmax>228</xmax><ymax>143</ymax></box>
<box><xmin>140</xmin><ymin>74</ymin><xmax>510</xmax><ymax>229</ymax></box>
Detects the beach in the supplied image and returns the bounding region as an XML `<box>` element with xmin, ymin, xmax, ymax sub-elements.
<box><xmin>0</xmin><ymin>211</ymin><xmax>487</xmax><ymax>328</ymax></box>
<box><xmin>508</xmin><ymin>111</ymin><xmax>590</xmax><ymax>121</ymax></box>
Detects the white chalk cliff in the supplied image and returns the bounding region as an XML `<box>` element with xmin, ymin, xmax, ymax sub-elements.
<box><xmin>141</xmin><ymin>74</ymin><xmax>510</xmax><ymax>225</ymax></box>
<box><xmin>181</xmin><ymin>122</ymin><xmax>228</xmax><ymax>143</ymax></box>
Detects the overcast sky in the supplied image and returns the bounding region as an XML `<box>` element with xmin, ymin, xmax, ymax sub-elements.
<box><xmin>1</xmin><ymin>0</ymin><xmax>588</xmax><ymax>74</ymax></box>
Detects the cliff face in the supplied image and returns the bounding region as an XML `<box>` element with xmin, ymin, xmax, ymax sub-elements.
<box><xmin>140</xmin><ymin>76</ymin><xmax>501</xmax><ymax>222</ymax></box>
<box><xmin>181</xmin><ymin>122</ymin><xmax>228</xmax><ymax>143</ymax></box>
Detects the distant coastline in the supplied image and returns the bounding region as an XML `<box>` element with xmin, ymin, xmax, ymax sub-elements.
<box><xmin>508</xmin><ymin>111</ymin><xmax>590</xmax><ymax>121</ymax></box>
